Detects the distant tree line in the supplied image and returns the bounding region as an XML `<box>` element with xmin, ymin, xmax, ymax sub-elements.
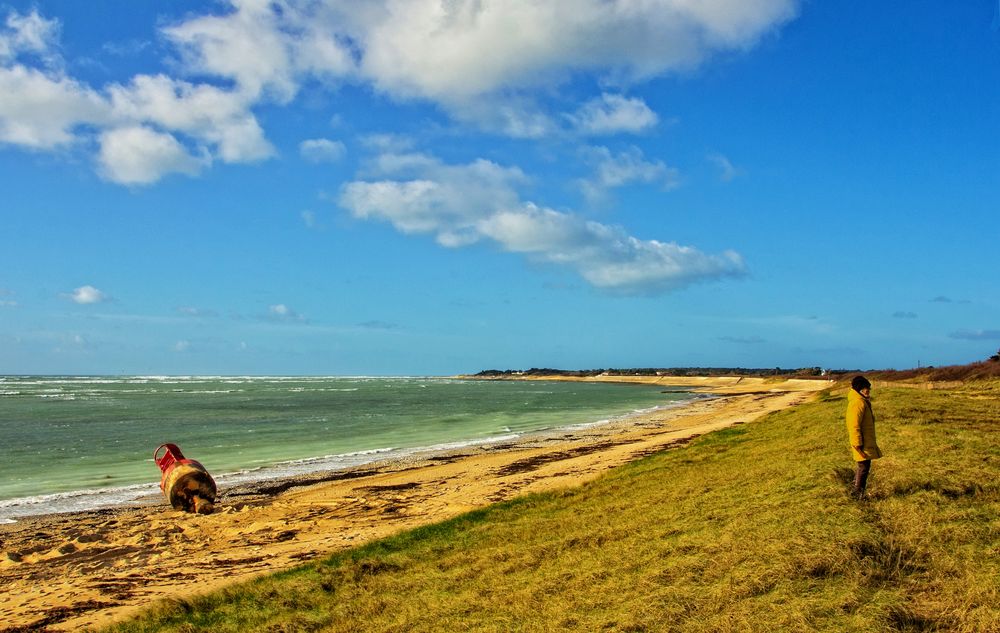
<box><xmin>475</xmin><ymin>350</ymin><xmax>1000</xmax><ymax>382</ymax></box>
<box><xmin>474</xmin><ymin>367</ymin><xmax>828</xmax><ymax>378</ymax></box>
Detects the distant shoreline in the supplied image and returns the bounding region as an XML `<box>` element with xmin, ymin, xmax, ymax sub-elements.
<box><xmin>459</xmin><ymin>372</ymin><xmax>833</xmax><ymax>394</ymax></box>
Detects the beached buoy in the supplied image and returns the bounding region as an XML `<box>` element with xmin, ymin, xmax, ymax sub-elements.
<box><xmin>153</xmin><ymin>443</ymin><xmax>217</xmax><ymax>514</ymax></box>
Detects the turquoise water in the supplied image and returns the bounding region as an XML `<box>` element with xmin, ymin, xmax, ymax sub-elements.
<box><xmin>0</xmin><ymin>376</ymin><xmax>692</xmax><ymax>521</ymax></box>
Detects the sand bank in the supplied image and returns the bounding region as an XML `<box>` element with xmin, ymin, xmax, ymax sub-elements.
<box><xmin>0</xmin><ymin>378</ymin><xmax>827</xmax><ymax>632</ymax></box>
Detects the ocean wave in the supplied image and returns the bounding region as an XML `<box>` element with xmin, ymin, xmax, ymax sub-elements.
<box><xmin>0</xmin><ymin>481</ymin><xmax>162</xmax><ymax>522</ymax></box>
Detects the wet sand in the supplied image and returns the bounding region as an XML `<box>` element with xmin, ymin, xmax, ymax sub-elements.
<box><xmin>0</xmin><ymin>377</ymin><xmax>827</xmax><ymax>632</ymax></box>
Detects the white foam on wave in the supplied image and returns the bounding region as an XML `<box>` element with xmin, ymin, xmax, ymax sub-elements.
<box><xmin>0</xmin><ymin>481</ymin><xmax>162</xmax><ymax>523</ymax></box>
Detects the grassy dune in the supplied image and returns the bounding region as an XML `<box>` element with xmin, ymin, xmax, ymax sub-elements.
<box><xmin>103</xmin><ymin>381</ymin><xmax>1000</xmax><ymax>632</ymax></box>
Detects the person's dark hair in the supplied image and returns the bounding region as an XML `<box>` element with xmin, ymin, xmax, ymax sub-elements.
<box><xmin>851</xmin><ymin>375</ymin><xmax>871</xmax><ymax>392</ymax></box>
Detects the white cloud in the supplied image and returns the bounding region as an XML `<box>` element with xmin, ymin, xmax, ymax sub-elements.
<box><xmin>0</xmin><ymin>9</ymin><xmax>60</xmax><ymax>64</ymax></box>
<box><xmin>340</xmin><ymin>153</ymin><xmax>744</xmax><ymax>293</ymax></box>
<box><xmin>162</xmin><ymin>1</ymin><xmax>298</xmax><ymax>102</ymax></box>
<box><xmin>0</xmin><ymin>65</ymin><xmax>110</xmax><ymax>149</ymax></box>
<box><xmin>479</xmin><ymin>205</ymin><xmax>744</xmax><ymax>292</ymax></box>
<box><xmin>162</xmin><ymin>0</ymin><xmax>353</xmax><ymax>102</ymax></box>
<box><xmin>569</xmin><ymin>94</ymin><xmax>659</xmax><ymax>136</ymax></box>
<box><xmin>446</xmin><ymin>97</ymin><xmax>557</xmax><ymax>138</ymax></box>
<box><xmin>178</xmin><ymin>306</ymin><xmax>218</xmax><ymax>317</ymax></box>
<box><xmin>581</xmin><ymin>146</ymin><xmax>680</xmax><ymax>203</ymax></box>
<box><xmin>102</xmin><ymin>39</ymin><xmax>151</xmax><ymax>58</ymax></box>
<box><xmin>0</xmin><ymin>9</ymin><xmax>271</xmax><ymax>179</ymax></box>
<box><xmin>0</xmin><ymin>1</ymin><xmax>798</xmax><ymax>183</ymax></box>
<box><xmin>707</xmin><ymin>152</ymin><xmax>742</xmax><ymax>181</ymax></box>
<box><xmin>343</xmin><ymin>153</ymin><xmax>526</xmax><ymax>245</ymax></box>
<box><xmin>351</xmin><ymin>0</ymin><xmax>796</xmax><ymax>101</ymax></box>
<box><xmin>65</xmin><ymin>285</ymin><xmax>110</xmax><ymax>304</ymax></box>
<box><xmin>98</xmin><ymin>126</ymin><xmax>207</xmax><ymax>185</ymax></box>
<box><xmin>361</xmin><ymin>133</ymin><xmax>417</xmax><ymax>153</ymax></box>
<box><xmin>591</xmin><ymin>146</ymin><xmax>680</xmax><ymax>189</ymax></box>
<box><xmin>173</xmin><ymin>340</ymin><xmax>191</xmax><ymax>352</ymax></box>
<box><xmin>156</xmin><ymin>0</ymin><xmax>798</xmax><ymax>132</ymax></box>
<box><xmin>268</xmin><ymin>303</ymin><xmax>305</xmax><ymax>322</ymax></box>
<box><xmin>300</xmin><ymin>138</ymin><xmax>346</xmax><ymax>162</ymax></box>
<box><xmin>107</xmin><ymin>74</ymin><xmax>273</xmax><ymax>163</ymax></box>
<box><xmin>0</xmin><ymin>11</ymin><xmax>110</xmax><ymax>149</ymax></box>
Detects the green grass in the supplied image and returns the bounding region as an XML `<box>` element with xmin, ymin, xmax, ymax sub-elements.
<box><xmin>101</xmin><ymin>382</ymin><xmax>1000</xmax><ymax>632</ymax></box>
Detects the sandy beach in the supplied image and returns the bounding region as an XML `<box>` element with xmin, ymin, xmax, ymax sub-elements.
<box><xmin>0</xmin><ymin>377</ymin><xmax>827</xmax><ymax>632</ymax></box>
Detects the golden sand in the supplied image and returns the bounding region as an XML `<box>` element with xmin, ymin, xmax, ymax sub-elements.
<box><xmin>0</xmin><ymin>377</ymin><xmax>827</xmax><ymax>631</ymax></box>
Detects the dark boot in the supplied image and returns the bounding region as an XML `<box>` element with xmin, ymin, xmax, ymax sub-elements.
<box><xmin>852</xmin><ymin>459</ymin><xmax>872</xmax><ymax>500</ymax></box>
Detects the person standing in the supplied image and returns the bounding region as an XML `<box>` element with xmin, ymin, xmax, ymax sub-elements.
<box><xmin>846</xmin><ymin>375</ymin><xmax>882</xmax><ymax>499</ymax></box>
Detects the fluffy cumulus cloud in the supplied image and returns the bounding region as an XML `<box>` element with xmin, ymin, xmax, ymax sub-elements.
<box><xmin>98</xmin><ymin>126</ymin><xmax>207</xmax><ymax>185</ymax></box>
<box><xmin>151</xmin><ymin>0</ymin><xmax>795</xmax><ymax>133</ymax></box>
<box><xmin>0</xmin><ymin>9</ymin><xmax>271</xmax><ymax>182</ymax></box>
<box><xmin>267</xmin><ymin>303</ymin><xmax>305</xmax><ymax>322</ymax></box>
<box><xmin>64</xmin><ymin>285</ymin><xmax>110</xmax><ymax>305</ymax></box>
<box><xmin>0</xmin><ymin>11</ymin><xmax>108</xmax><ymax>148</ymax></box>
<box><xmin>569</xmin><ymin>94</ymin><xmax>660</xmax><ymax>136</ymax></box>
<box><xmin>0</xmin><ymin>1</ymin><xmax>798</xmax><ymax>181</ymax></box>
<box><xmin>0</xmin><ymin>9</ymin><xmax>60</xmax><ymax>64</ymax></box>
<box><xmin>343</xmin><ymin>153</ymin><xmax>526</xmax><ymax>246</ymax></box>
<box><xmin>0</xmin><ymin>65</ymin><xmax>110</xmax><ymax>149</ymax></box>
<box><xmin>340</xmin><ymin>152</ymin><xmax>744</xmax><ymax>293</ymax></box>
<box><xmin>350</xmin><ymin>0</ymin><xmax>796</xmax><ymax>102</ymax></box>
<box><xmin>161</xmin><ymin>0</ymin><xmax>355</xmax><ymax>103</ymax></box>
<box><xmin>107</xmin><ymin>74</ymin><xmax>274</xmax><ymax>164</ymax></box>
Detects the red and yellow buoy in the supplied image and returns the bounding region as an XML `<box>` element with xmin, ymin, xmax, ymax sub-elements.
<box><xmin>153</xmin><ymin>443</ymin><xmax>217</xmax><ymax>514</ymax></box>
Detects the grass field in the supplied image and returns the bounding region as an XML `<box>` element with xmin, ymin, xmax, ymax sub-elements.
<box><xmin>101</xmin><ymin>381</ymin><xmax>1000</xmax><ymax>632</ymax></box>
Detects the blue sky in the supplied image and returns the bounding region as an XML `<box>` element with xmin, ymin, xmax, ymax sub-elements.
<box><xmin>1</xmin><ymin>0</ymin><xmax>999</xmax><ymax>375</ymax></box>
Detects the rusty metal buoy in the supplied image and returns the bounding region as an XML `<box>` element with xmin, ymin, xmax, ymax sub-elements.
<box><xmin>153</xmin><ymin>443</ymin><xmax>217</xmax><ymax>514</ymax></box>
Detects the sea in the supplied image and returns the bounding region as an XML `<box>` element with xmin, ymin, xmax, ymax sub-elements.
<box><xmin>0</xmin><ymin>376</ymin><xmax>696</xmax><ymax>523</ymax></box>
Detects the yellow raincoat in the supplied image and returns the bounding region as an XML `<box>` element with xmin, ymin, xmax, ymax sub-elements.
<box><xmin>845</xmin><ymin>388</ymin><xmax>882</xmax><ymax>461</ymax></box>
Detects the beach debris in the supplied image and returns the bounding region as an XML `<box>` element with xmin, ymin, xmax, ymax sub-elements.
<box><xmin>153</xmin><ymin>444</ymin><xmax>217</xmax><ymax>514</ymax></box>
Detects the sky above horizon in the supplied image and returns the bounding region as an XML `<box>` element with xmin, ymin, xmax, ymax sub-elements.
<box><xmin>2</xmin><ymin>0</ymin><xmax>999</xmax><ymax>376</ymax></box>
